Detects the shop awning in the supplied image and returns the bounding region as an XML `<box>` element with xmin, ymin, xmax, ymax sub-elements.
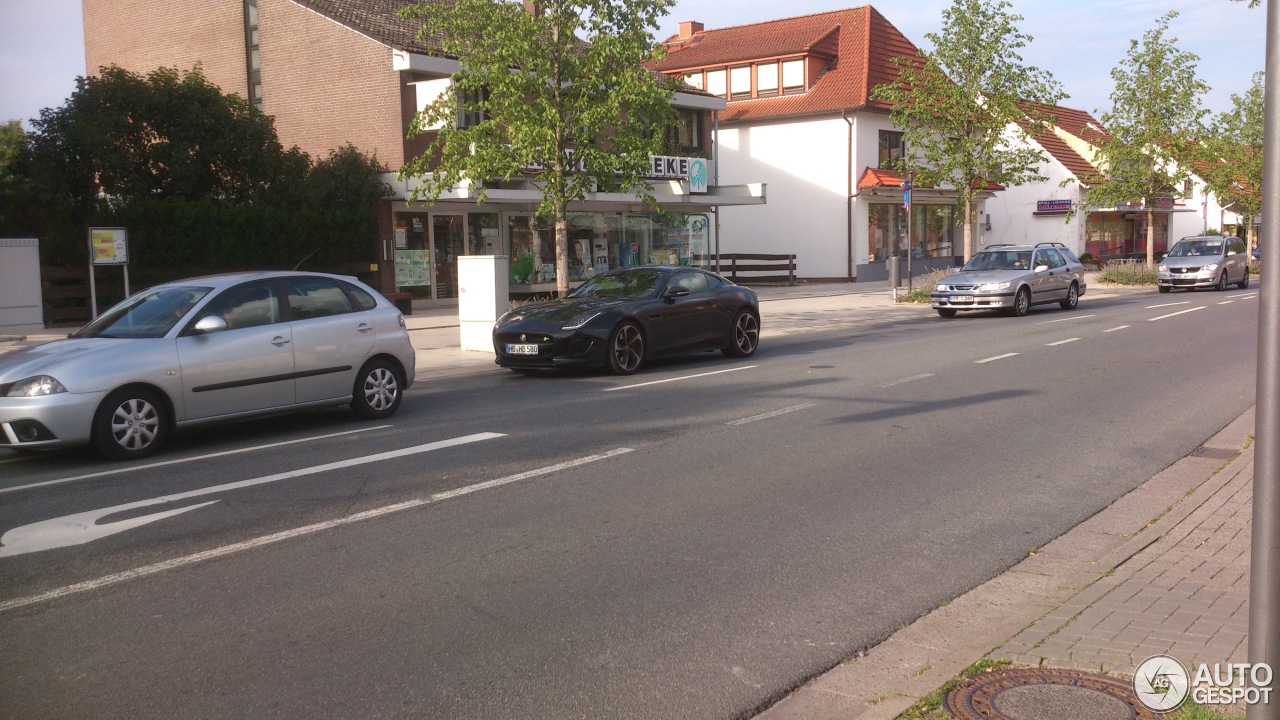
<box><xmin>383</xmin><ymin>174</ymin><xmax>766</xmax><ymax>213</ymax></box>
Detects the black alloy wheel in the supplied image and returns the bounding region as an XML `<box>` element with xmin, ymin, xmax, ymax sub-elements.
<box><xmin>936</xmin><ymin>308</ymin><xmax>958</xmax><ymax>318</ymax></box>
<box><xmin>1238</xmin><ymin>270</ymin><xmax>1250</xmax><ymax>289</ymax></box>
<box><xmin>1011</xmin><ymin>287</ymin><xmax>1032</xmax><ymax>317</ymax></box>
<box><xmin>1060</xmin><ymin>282</ymin><xmax>1079</xmax><ymax>310</ymax></box>
<box><xmin>1216</xmin><ymin>271</ymin><xmax>1229</xmax><ymax>291</ymax></box>
<box><xmin>93</xmin><ymin>387</ymin><xmax>170</xmax><ymax>460</ymax></box>
<box><xmin>352</xmin><ymin>358</ymin><xmax>404</xmax><ymax>419</ymax></box>
<box><xmin>1158</xmin><ymin>285</ymin><xmax>1171</xmax><ymax>293</ymax></box>
<box><xmin>607</xmin><ymin>322</ymin><xmax>645</xmax><ymax>375</ymax></box>
<box><xmin>723</xmin><ymin>309</ymin><xmax>760</xmax><ymax>358</ymax></box>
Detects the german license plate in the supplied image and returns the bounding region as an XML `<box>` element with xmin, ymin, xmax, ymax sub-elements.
<box><xmin>506</xmin><ymin>343</ymin><xmax>539</xmax><ymax>355</ymax></box>
<box><xmin>951</xmin><ymin>295</ymin><xmax>974</xmax><ymax>304</ymax></box>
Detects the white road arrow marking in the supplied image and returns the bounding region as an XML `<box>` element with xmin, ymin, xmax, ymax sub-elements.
<box><xmin>0</xmin><ymin>432</ymin><xmax>504</xmax><ymax>557</ymax></box>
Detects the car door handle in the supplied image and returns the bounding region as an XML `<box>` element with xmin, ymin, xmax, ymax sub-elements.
<box><xmin>356</xmin><ymin>323</ymin><xmax>372</xmax><ymax>333</ymax></box>
<box><xmin>272</xmin><ymin>336</ymin><xmax>291</xmax><ymax>347</ymax></box>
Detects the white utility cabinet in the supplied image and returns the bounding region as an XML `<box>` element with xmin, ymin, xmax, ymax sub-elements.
<box><xmin>0</xmin><ymin>238</ymin><xmax>45</xmax><ymax>335</ymax></box>
<box><xmin>458</xmin><ymin>255</ymin><xmax>509</xmax><ymax>352</ymax></box>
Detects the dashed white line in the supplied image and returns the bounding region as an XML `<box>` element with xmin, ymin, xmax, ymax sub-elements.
<box><xmin>1038</xmin><ymin>314</ymin><xmax>1096</xmax><ymax>325</ymax></box>
<box><xmin>0</xmin><ymin>425</ymin><xmax>395</xmax><ymax>496</ymax></box>
<box><xmin>1146</xmin><ymin>301</ymin><xmax>1190</xmax><ymax>309</ymax></box>
<box><xmin>1149</xmin><ymin>306</ymin><xmax>1206</xmax><ymax>321</ymax></box>
<box><xmin>976</xmin><ymin>353</ymin><xmax>1019</xmax><ymax>364</ymax></box>
<box><xmin>603</xmin><ymin>365</ymin><xmax>757</xmax><ymax>392</ymax></box>
<box><xmin>1046</xmin><ymin>338</ymin><xmax>1080</xmax><ymax>346</ymax></box>
<box><xmin>1104</xmin><ymin>326</ymin><xmax>1130</xmax><ymax>333</ymax></box>
<box><xmin>1219</xmin><ymin>300</ymin><xmax>1235</xmax><ymax>305</ymax></box>
<box><xmin>0</xmin><ymin>447</ymin><xmax>633</xmax><ymax>613</ymax></box>
<box><xmin>881</xmin><ymin>373</ymin><xmax>935</xmax><ymax>388</ymax></box>
<box><xmin>727</xmin><ymin>403</ymin><xmax>816</xmax><ymax>426</ymax></box>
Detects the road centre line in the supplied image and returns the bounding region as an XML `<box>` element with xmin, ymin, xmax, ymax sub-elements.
<box><xmin>1105</xmin><ymin>326</ymin><xmax>1130</xmax><ymax>333</ymax></box>
<box><xmin>1220</xmin><ymin>300</ymin><xmax>1235</xmax><ymax>305</ymax></box>
<box><xmin>975</xmin><ymin>353</ymin><xmax>1019</xmax><ymax>364</ymax></box>
<box><xmin>1146</xmin><ymin>301</ymin><xmax>1190</xmax><ymax>309</ymax></box>
<box><xmin>0</xmin><ymin>425</ymin><xmax>394</xmax><ymax>496</ymax></box>
<box><xmin>0</xmin><ymin>447</ymin><xmax>633</xmax><ymax>613</ymax></box>
<box><xmin>1228</xmin><ymin>292</ymin><xmax>1257</xmax><ymax>299</ymax></box>
<box><xmin>881</xmin><ymin>373</ymin><xmax>935</xmax><ymax>388</ymax></box>
<box><xmin>727</xmin><ymin>403</ymin><xmax>816</xmax><ymax>426</ymax></box>
<box><xmin>603</xmin><ymin>365</ymin><xmax>756</xmax><ymax>392</ymax></box>
<box><xmin>1149</xmin><ymin>306</ymin><xmax>1206</xmax><ymax>322</ymax></box>
<box><xmin>0</xmin><ymin>432</ymin><xmax>506</xmax><ymax>558</ymax></box>
<box><xmin>1037</xmin><ymin>314</ymin><xmax>1095</xmax><ymax>325</ymax></box>
<box><xmin>1046</xmin><ymin>338</ymin><xmax>1080</xmax><ymax>346</ymax></box>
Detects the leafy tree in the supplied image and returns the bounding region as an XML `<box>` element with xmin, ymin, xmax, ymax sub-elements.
<box><xmin>1083</xmin><ymin>12</ymin><xmax>1208</xmax><ymax>266</ymax></box>
<box><xmin>0</xmin><ymin>120</ymin><xmax>37</xmax><ymax>237</ymax></box>
<box><xmin>1196</xmin><ymin>72</ymin><xmax>1263</xmax><ymax>255</ymax></box>
<box><xmin>399</xmin><ymin>0</ymin><xmax>677</xmax><ymax>296</ymax></box>
<box><xmin>871</xmin><ymin>0</ymin><xmax>1064</xmax><ymax>260</ymax></box>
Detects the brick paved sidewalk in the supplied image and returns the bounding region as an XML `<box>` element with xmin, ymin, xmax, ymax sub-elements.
<box><xmin>994</xmin><ymin>444</ymin><xmax>1253</xmax><ymax>675</ymax></box>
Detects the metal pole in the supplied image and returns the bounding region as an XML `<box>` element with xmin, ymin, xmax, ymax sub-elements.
<box><xmin>1248</xmin><ymin>2</ymin><xmax>1280</xmax><ymax>718</ymax></box>
<box><xmin>906</xmin><ymin>176</ymin><xmax>913</xmax><ymax>293</ymax></box>
<box><xmin>713</xmin><ymin>110</ymin><xmax>721</xmax><ymax>275</ymax></box>
<box><xmin>123</xmin><ymin>264</ymin><xmax>130</xmax><ymax>299</ymax></box>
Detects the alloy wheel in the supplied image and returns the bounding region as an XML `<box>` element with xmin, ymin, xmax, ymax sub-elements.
<box><xmin>110</xmin><ymin>397</ymin><xmax>160</xmax><ymax>452</ymax></box>
<box><xmin>363</xmin><ymin>367</ymin><xmax>399</xmax><ymax>411</ymax></box>
<box><xmin>611</xmin><ymin>324</ymin><xmax>644</xmax><ymax>373</ymax></box>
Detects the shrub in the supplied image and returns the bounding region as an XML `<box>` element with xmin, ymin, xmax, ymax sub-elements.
<box><xmin>1097</xmin><ymin>259</ymin><xmax>1157</xmax><ymax>285</ymax></box>
<box><xmin>896</xmin><ymin>268</ymin><xmax>958</xmax><ymax>303</ymax></box>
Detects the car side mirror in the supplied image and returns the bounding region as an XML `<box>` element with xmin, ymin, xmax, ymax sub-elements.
<box><xmin>1034</xmin><ymin>265</ymin><xmax>1049</xmax><ymax>273</ymax></box>
<box><xmin>192</xmin><ymin>316</ymin><xmax>228</xmax><ymax>335</ymax></box>
<box><xmin>665</xmin><ymin>287</ymin><xmax>691</xmax><ymax>299</ymax></box>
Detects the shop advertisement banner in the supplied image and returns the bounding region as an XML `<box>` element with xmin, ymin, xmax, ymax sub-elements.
<box><xmin>89</xmin><ymin>227</ymin><xmax>129</xmax><ymax>265</ymax></box>
<box><xmin>394</xmin><ymin>250</ymin><xmax>431</xmax><ymax>287</ymax></box>
<box><xmin>686</xmin><ymin>214</ymin><xmax>710</xmax><ymax>257</ymax></box>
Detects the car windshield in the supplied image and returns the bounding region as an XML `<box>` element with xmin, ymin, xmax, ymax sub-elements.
<box><xmin>568</xmin><ymin>270</ymin><xmax>664</xmax><ymax>299</ymax></box>
<box><xmin>74</xmin><ymin>285</ymin><xmax>212</xmax><ymax>339</ymax></box>
<box><xmin>961</xmin><ymin>251</ymin><xmax>1032</xmax><ymax>272</ymax></box>
<box><xmin>1167</xmin><ymin>240</ymin><xmax>1223</xmax><ymax>257</ymax></box>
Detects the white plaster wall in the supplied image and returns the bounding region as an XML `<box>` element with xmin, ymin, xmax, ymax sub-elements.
<box><xmin>982</xmin><ymin>140</ymin><xmax>1087</xmax><ymax>255</ymax></box>
<box><xmin>715</xmin><ymin>116</ymin><xmax>855</xmax><ymax>279</ymax></box>
<box><xmin>0</xmin><ymin>239</ymin><xmax>45</xmax><ymax>335</ymax></box>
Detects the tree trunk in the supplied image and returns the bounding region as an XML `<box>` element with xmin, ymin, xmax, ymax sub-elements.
<box><xmin>555</xmin><ymin>203</ymin><xmax>569</xmax><ymax>298</ymax></box>
<box><xmin>1145</xmin><ymin>207</ymin><xmax>1155</xmax><ymax>267</ymax></box>
<box><xmin>962</xmin><ymin>194</ymin><xmax>974</xmax><ymax>261</ymax></box>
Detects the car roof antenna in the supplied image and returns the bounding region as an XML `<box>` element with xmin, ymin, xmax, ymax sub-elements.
<box><xmin>292</xmin><ymin>248</ymin><xmax>320</xmax><ymax>271</ymax></box>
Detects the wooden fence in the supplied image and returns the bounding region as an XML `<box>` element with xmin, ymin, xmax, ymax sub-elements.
<box><xmin>708</xmin><ymin>253</ymin><xmax>797</xmax><ymax>286</ymax></box>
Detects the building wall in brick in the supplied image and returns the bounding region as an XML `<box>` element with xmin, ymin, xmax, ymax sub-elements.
<box><xmin>258</xmin><ymin>0</ymin><xmax>406</xmax><ymax>167</ymax></box>
<box><xmin>82</xmin><ymin>0</ymin><xmax>249</xmax><ymax>98</ymax></box>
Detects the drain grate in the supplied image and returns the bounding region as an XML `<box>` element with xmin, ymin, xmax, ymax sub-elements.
<box><xmin>945</xmin><ymin>667</ymin><xmax>1157</xmax><ymax>720</ymax></box>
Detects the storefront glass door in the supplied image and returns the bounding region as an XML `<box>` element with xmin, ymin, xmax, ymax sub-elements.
<box><xmin>432</xmin><ymin>214</ymin><xmax>466</xmax><ymax>299</ymax></box>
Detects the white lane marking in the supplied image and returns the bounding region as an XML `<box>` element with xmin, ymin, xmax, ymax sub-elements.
<box><xmin>1219</xmin><ymin>300</ymin><xmax>1235</xmax><ymax>305</ymax></box>
<box><xmin>0</xmin><ymin>448</ymin><xmax>633</xmax><ymax>613</ymax></box>
<box><xmin>1046</xmin><ymin>338</ymin><xmax>1080</xmax><ymax>347</ymax></box>
<box><xmin>727</xmin><ymin>403</ymin><xmax>816</xmax><ymax>426</ymax></box>
<box><xmin>0</xmin><ymin>425</ymin><xmax>394</xmax><ymax>496</ymax></box>
<box><xmin>1037</xmin><ymin>314</ymin><xmax>1095</xmax><ymax>325</ymax></box>
<box><xmin>603</xmin><ymin>365</ymin><xmax>757</xmax><ymax>392</ymax></box>
<box><xmin>975</xmin><ymin>353</ymin><xmax>1019</xmax><ymax>364</ymax></box>
<box><xmin>0</xmin><ymin>432</ymin><xmax>504</xmax><ymax>557</ymax></box>
<box><xmin>1149</xmin><ymin>306</ymin><xmax>1206</xmax><ymax>322</ymax></box>
<box><xmin>881</xmin><ymin>373</ymin><xmax>935</xmax><ymax>388</ymax></box>
<box><xmin>1104</xmin><ymin>326</ymin><xmax>1130</xmax><ymax>333</ymax></box>
<box><xmin>1227</xmin><ymin>292</ymin><xmax>1257</xmax><ymax>299</ymax></box>
<box><xmin>1146</xmin><ymin>301</ymin><xmax>1190</xmax><ymax>309</ymax></box>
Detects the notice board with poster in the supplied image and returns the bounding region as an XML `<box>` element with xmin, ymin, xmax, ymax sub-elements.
<box><xmin>394</xmin><ymin>250</ymin><xmax>431</xmax><ymax>287</ymax></box>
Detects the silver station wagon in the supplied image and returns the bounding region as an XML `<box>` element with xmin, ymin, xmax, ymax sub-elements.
<box><xmin>931</xmin><ymin>242</ymin><xmax>1087</xmax><ymax>318</ymax></box>
<box><xmin>0</xmin><ymin>271</ymin><xmax>415</xmax><ymax>460</ymax></box>
<box><xmin>1157</xmin><ymin>236</ymin><xmax>1251</xmax><ymax>293</ymax></box>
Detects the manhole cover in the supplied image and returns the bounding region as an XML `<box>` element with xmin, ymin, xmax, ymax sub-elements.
<box><xmin>945</xmin><ymin>668</ymin><xmax>1157</xmax><ymax>720</ymax></box>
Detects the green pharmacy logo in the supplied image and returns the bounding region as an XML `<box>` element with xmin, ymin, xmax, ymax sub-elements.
<box><xmin>689</xmin><ymin>159</ymin><xmax>708</xmax><ymax>193</ymax></box>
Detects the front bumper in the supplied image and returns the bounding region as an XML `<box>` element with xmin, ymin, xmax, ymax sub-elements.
<box><xmin>930</xmin><ymin>291</ymin><xmax>1015</xmax><ymax>310</ymax></box>
<box><xmin>492</xmin><ymin>329</ymin><xmax>607</xmax><ymax>369</ymax></box>
<box><xmin>0</xmin><ymin>390</ymin><xmax>107</xmax><ymax>449</ymax></box>
<box><xmin>1157</xmin><ymin>270</ymin><xmax>1217</xmax><ymax>289</ymax></box>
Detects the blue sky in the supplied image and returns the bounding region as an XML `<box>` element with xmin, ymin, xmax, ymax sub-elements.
<box><xmin>0</xmin><ymin>1</ymin><xmax>1268</xmax><ymax>130</ymax></box>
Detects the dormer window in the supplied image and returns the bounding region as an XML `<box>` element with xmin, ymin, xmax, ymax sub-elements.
<box><xmin>781</xmin><ymin>59</ymin><xmax>804</xmax><ymax>93</ymax></box>
<box><xmin>683</xmin><ymin>72</ymin><xmax>703</xmax><ymax>90</ymax></box>
<box><xmin>706</xmin><ymin>69</ymin><xmax>726</xmax><ymax>97</ymax></box>
<box><xmin>757</xmin><ymin>62</ymin><xmax>778</xmax><ymax>96</ymax></box>
<box><xmin>730</xmin><ymin>66</ymin><xmax>751</xmax><ymax>100</ymax></box>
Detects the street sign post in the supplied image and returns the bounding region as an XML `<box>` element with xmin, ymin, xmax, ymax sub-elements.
<box><xmin>87</xmin><ymin>227</ymin><xmax>130</xmax><ymax>319</ymax></box>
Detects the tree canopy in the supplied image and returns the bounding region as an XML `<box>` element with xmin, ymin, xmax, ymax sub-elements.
<box><xmin>1196</xmin><ymin>72</ymin><xmax>1263</xmax><ymax>254</ymax></box>
<box><xmin>1083</xmin><ymin>11</ymin><xmax>1208</xmax><ymax>266</ymax></box>
<box><xmin>871</xmin><ymin>0</ymin><xmax>1064</xmax><ymax>261</ymax></box>
<box><xmin>399</xmin><ymin>0</ymin><xmax>677</xmax><ymax>295</ymax></box>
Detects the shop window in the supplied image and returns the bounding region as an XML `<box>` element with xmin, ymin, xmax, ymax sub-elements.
<box><xmin>879</xmin><ymin>130</ymin><xmax>904</xmax><ymax>169</ymax></box>
<box><xmin>756</xmin><ymin>62</ymin><xmax>778</xmax><ymax>95</ymax></box>
<box><xmin>705</xmin><ymin>69</ymin><xmax>726</xmax><ymax>97</ymax></box>
<box><xmin>730</xmin><ymin>66</ymin><xmax>751</xmax><ymax>99</ymax></box>
<box><xmin>781</xmin><ymin>60</ymin><xmax>804</xmax><ymax>93</ymax></box>
<box><xmin>467</xmin><ymin>212</ymin><xmax>500</xmax><ymax>255</ymax></box>
<box><xmin>666</xmin><ymin>109</ymin><xmax>700</xmax><ymax>152</ymax></box>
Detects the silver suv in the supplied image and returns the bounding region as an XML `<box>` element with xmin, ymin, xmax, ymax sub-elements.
<box><xmin>931</xmin><ymin>243</ymin><xmax>1087</xmax><ymax>318</ymax></box>
<box><xmin>1157</xmin><ymin>236</ymin><xmax>1250</xmax><ymax>293</ymax></box>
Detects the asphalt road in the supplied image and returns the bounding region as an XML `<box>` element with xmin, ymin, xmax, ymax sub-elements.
<box><xmin>0</xmin><ymin>288</ymin><xmax>1260</xmax><ymax>719</ymax></box>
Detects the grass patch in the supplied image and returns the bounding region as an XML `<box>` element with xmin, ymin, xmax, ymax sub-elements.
<box><xmin>896</xmin><ymin>269</ymin><xmax>957</xmax><ymax>304</ymax></box>
<box><xmin>1167</xmin><ymin>702</ymin><xmax>1245</xmax><ymax>719</ymax></box>
<box><xmin>1097</xmin><ymin>260</ymin><xmax>1157</xmax><ymax>285</ymax></box>
<box><xmin>895</xmin><ymin>658</ymin><xmax>1010</xmax><ymax>719</ymax></box>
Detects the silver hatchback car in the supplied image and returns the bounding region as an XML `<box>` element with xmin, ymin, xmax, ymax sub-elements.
<box><xmin>931</xmin><ymin>243</ymin><xmax>1087</xmax><ymax>318</ymax></box>
<box><xmin>0</xmin><ymin>271</ymin><xmax>415</xmax><ymax>460</ymax></box>
<box><xmin>1157</xmin><ymin>236</ymin><xmax>1251</xmax><ymax>293</ymax></box>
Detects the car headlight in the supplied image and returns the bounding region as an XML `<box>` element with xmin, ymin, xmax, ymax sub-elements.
<box><xmin>8</xmin><ymin>375</ymin><xmax>68</xmax><ymax>397</ymax></box>
<box><xmin>977</xmin><ymin>281</ymin><xmax>1011</xmax><ymax>292</ymax></box>
<box><xmin>936</xmin><ymin>283</ymin><xmax>948</xmax><ymax>292</ymax></box>
<box><xmin>562</xmin><ymin>311</ymin><xmax>602</xmax><ymax>330</ymax></box>
<box><xmin>495</xmin><ymin>312</ymin><xmax>524</xmax><ymax>329</ymax></box>
<box><xmin>1201</xmin><ymin>263</ymin><xmax>1219</xmax><ymax>272</ymax></box>
<box><xmin>1157</xmin><ymin>264</ymin><xmax>1168</xmax><ymax>272</ymax></box>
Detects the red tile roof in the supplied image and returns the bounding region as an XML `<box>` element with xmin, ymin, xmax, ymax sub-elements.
<box><xmin>857</xmin><ymin>168</ymin><xmax>1002</xmax><ymax>191</ymax></box>
<box><xmin>655</xmin><ymin>6</ymin><xmax>922</xmax><ymax>122</ymax></box>
<box><xmin>1015</xmin><ymin>104</ymin><xmax>1108</xmax><ymax>186</ymax></box>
